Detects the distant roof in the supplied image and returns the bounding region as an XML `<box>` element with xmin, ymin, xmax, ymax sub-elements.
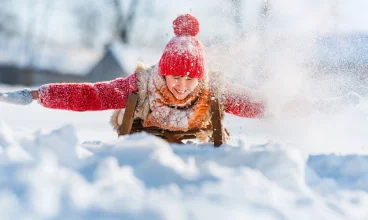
<box><xmin>314</xmin><ymin>33</ymin><xmax>368</xmax><ymax>65</ymax></box>
<box><xmin>0</xmin><ymin>38</ymin><xmax>102</xmax><ymax>76</ymax></box>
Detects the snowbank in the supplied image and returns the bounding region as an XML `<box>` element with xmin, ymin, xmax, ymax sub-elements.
<box><xmin>0</xmin><ymin>123</ymin><xmax>367</xmax><ymax>220</ymax></box>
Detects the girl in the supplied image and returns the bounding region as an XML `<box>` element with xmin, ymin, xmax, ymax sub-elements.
<box><xmin>0</xmin><ymin>14</ymin><xmax>358</xmax><ymax>144</ymax></box>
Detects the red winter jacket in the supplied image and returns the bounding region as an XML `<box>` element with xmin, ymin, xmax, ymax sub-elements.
<box><xmin>38</xmin><ymin>73</ymin><xmax>265</xmax><ymax>118</ymax></box>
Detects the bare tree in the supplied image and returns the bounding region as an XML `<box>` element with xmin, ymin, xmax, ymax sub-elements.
<box><xmin>258</xmin><ymin>0</ymin><xmax>270</xmax><ymax>34</ymax></box>
<box><xmin>330</xmin><ymin>0</ymin><xmax>340</xmax><ymax>32</ymax></box>
<box><xmin>36</xmin><ymin>0</ymin><xmax>53</xmax><ymax>66</ymax></box>
<box><xmin>24</xmin><ymin>0</ymin><xmax>39</xmax><ymax>68</ymax></box>
<box><xmin>252</xmin><ymin>0</ymin><xmax>271</xmax><ymax>85</ymax></box>
<box><xmin>112</xmin><ymin>0</ymin><xmax>140</xmax><ymax>44</ymax></box>
<box><xmin>229</xmin><ymin>0</ymin><xmax>243</xmax><ymax>35</ymax></box>
<box><xmin>0</xmin><ymin>0</ymin><xmax>19</xmax><ymax>39</ymax></box>
<box><xmin>72</xmin><ymin>4</ymin><xmax>102</xmax><ymax>48</ymax></box>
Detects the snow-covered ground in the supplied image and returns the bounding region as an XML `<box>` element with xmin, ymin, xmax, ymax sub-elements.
<box><xmin>0</xmin><ymin>84</ymin><xmax>368</xmax><ymax>220</ymax></box>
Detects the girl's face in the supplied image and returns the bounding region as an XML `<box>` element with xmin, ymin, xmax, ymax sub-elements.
<box><xmin>165</xmin><ymin>75</ymin><xmax>199</xmax><ymax>100</ymax></box>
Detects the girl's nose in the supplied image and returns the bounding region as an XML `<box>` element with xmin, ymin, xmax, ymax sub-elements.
<box><xmin>175</xmin><ymin>79</ymin><xmax>187</xmax><ymax>89</ymax></box>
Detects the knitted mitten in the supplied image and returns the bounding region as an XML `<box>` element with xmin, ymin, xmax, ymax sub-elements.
<box><xmin>0</xmin><ymin>89</ymin><xmax>33</xmax><ymax>105</ymax></box>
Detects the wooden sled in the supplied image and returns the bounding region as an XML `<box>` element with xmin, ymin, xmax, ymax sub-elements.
<box><xmin>117</xmin><ymin>93</ymin><xmax>225</xmax><ymax>147</ymax></box>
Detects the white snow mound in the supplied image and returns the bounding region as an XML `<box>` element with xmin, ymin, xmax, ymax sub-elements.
<box><xmin>0</xmin><ymin>124</ymin><xmax>367</xmax><ymax>220</ymax></box>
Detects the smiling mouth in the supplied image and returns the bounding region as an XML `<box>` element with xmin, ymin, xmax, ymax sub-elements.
<box><xmin>175</xmin><ymin>89</ymin><xmax>186</xmax><ymax>94</ymax></box>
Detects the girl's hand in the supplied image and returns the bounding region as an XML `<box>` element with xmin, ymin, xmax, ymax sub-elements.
<box><xmin>0</xmin><ymin>89</ymin><xmax>34</xmax><ymax>105</ymax></box>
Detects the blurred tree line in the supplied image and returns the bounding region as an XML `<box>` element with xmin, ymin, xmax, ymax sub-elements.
<box><xmin>0</xmin><ymin>0</ymin><xmax>20</xmax><ymax>41</ymax></box>
<box><xmin>0</xmin><ymin>0</ymin><xmax>344</xmax><ymax>50</ymax></box>
<box><xmin>0</xmin><ymin>0</ymin><xmax>272</xmax><ymax>50</ymax></box>
<box><xmin>0</xmin><ymin>0</ymin><xmax>141</xmax><ymax>49</ymax></box>
<box><xmin>72</xmin><ymin>0</ymin><xmax>140</xmax><ymax>47</ymax></box>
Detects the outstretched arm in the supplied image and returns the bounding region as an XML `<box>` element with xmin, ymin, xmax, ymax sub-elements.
<box><xmin>223</xmin><ymin>82</ymin><xmax>266</xmax><ymax>118</ymax></box>
<box><xmin>0</xmin><ymin>73</ymin><xmax>138</xmax><ymax>111</ymax></box>
<box><xmin>221</xmin><ymin>79</ymin><xmax>362</xmax><ymax>119</ymax></box>
<box><xmin>37</xmin><ymin>73</ymin><xmax>138</xmax><ymax>111</ymax></box>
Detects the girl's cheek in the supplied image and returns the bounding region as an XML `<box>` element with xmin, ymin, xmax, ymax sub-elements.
<box><xmin>188</xmin><ymin>85</ymin><xmax>197</xmax><ymax>92</ymax></box>
<box><xmin>190</xmin><ymin>82</ymin><xmax>199</xmax><ymax>90</ymax></box>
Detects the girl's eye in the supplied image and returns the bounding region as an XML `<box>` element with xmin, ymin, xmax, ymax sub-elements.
<box><xmin>186</xmin><ymin>77</ymin><xmax>193</xmax><ymax>80</ymax></box>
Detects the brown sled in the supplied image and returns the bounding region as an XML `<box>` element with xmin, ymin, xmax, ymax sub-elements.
<box><xmin>117</xmin><ymin>93</ymin><xmax>225</xmax><ymax>147</ymax></box>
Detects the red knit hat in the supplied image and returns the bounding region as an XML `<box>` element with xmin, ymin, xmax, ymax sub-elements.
<box><xmin>159</xmin><ymin>14</ymin><xmax>205</xmax><ymax>79</ymax></box>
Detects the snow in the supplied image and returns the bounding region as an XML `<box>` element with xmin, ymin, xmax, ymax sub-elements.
<box><xmin>0</xmin><ymin>84</ymin><xmax>368</xmax><ymax>219</ymax></box>
<box><xmin>314</xmin><ymin>34</ymin><xmax>368</xmax><ymax>65</ymax></box>
<box><xmin>166</xmin><ymin>37</ymin><xmax>203</xmax><ymax>57</ymax></box>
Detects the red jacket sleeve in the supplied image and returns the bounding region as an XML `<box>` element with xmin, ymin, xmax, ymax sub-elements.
<box><xmin>223</xmin><ymin>82</ymin><xmax>265</xmax><ymax>118</ymax></box>
<box><xmin>38</xmin><ymin>73</ymin><xmax>138</xmax><ymax>111</ymax></box>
